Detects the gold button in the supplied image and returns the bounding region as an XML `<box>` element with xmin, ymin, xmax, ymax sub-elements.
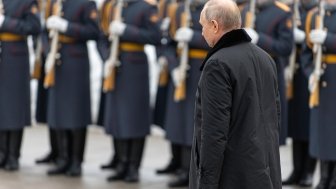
<box><xmin>322</xmin><ymin>81</ymin><xmax>327</xmax><ymax>88</ymax></box>
<box><xmin>295</xmin><ymin>63</ymin><xmax>299</xmax><ymax>69</ymax></box>
<box><xmin>55</xmin><ymin>53</ymin><xmax>61</xmax><ymax>59</ymax></box>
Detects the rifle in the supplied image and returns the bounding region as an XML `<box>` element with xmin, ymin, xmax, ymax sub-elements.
<box><xmin>103</xmin><ymin>0</ymin><xmax>124</xmax><ymax>92</ymax></box>
<box><xmin>158</xmin><ymin>16</ymin><xmax>170</xmax><ymax>87</ymax></box>
<box><xmin>0</xmin><ymin>0</ymin><xmax>3</xmax><ymax>19</ymax></box>
<box><xmin>0</xmin><ymin>0</ymin><xmax>3</xmax><ymax>20</ymax></box>
<box><xmin>286</xmin><ymin>0</ymin><xmax>301</xmax><ymax>99</ymax></box>
<box><xmin>32</xmin><ymin>0</ymin><xmax>46</xmax><ymax>79</ymax></box>
<box><xmin>174</xmin><ymin>0</ymin><xmax>191</xmax><ymax>102</ymax></box>
<box><xmin>158</xmin><ymin>0</ymin><xmax>177</xmax><ymax>87</ymax></box>
<box><xmin>44</xmin><ymin>0</ymin><xmax>63</xmax><ymax>88</ymax></box>
<box><xmin>245</xmin><ymin>0</ymin><xmax>256</xmax><ymax>28</ymax></box>
<box><xmin>309</xmin><ymin>0</ymin><xmax>325</xmax><ymax>108</ymax></box>
<box><xmin>0</xmin><ymin>0</ymin><xmax>3</xmax><ymax>61</ymax></box>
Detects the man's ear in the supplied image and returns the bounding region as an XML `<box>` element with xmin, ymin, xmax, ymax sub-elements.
<box><xmin>211</xmin><ymin>20</ymin><xmax>219</xmax><ymax>33</ymax></box>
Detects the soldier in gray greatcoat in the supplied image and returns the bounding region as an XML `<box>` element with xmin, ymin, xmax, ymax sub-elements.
<box><xmin>0</xmin><ymin>0</ymin><xmax>40</xmax><ymax>171</ymax></box>
<box><xmin>97</xmin><ymin>0</ymin><xmax>118</xmax><ymax>171</ymax></box>
<box><xmin>34</xmin><ymin>0</ymin><xmax>58</xmax><ymax>165</ymax></box>
<box><xmin>154</xmin><ymin>0</ymin><xmax>182</xmax><ymax>175</ymax></box>
<box><xmin>44</xmin><ymin>0</ymin><xmax>99</xmax><ymax>177</ymax></box>
<box><xmin>301</xmin><ymin>0</ymin><xmax>336</xmax><ymax>187</ymax></box>
<box><xmin>98</xmin><ymin>0</ymin><xmax>161</xmax><ymax>183</ymax></box>
<box><xmin>241</xmin><ymin>0</ymin><xmax>294</xmax><ymax>145</ymax></box>
<box><xmin>161</xmin><ymin>0</ymin><xmax>209</xmax><ymax>187</ymax></box>
<box><xmin>282</xmin><ymin>0</ymin><xmax>317</xmax><ymax>186</ymax></box>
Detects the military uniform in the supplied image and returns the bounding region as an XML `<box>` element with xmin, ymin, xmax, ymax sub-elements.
<box><xmin>33</xmin><ymin>0</ymin><xmax>58</xmax><ymax>165</ymax></box>
<box><xmin>241</xmin><ymin>0</ymin><xmax>294</xmax><ymax>145</ymax></box>
<box><xmin>154</xmin><ymin>0</ymin><xmax>183</xmax><ymax>176</ymax></box>
<box><xmin>283</xmin><ymin>1</ymin><xmax>317</xmax><ymax>186</ymax></box>
<box><xmin>98</xmin><ymin>0</ymin><xmax>161</xmax><ymax>182</ymax></box>
<box><xmin>0</xmin><ymin>0</ymin><xmax>41</xmax><ymax>171</ymax></box>
<box><xmin>152</xmin><ymin>0</ymin><xmax>177</xmax><ymax>129</ymax></box>
<box><xmin>163</xmin><ymin>1</ymin><xmax>208</xmax><ymax>187</ymax></box>
<box><xmin>301</xmin><ymin>3</ymin><xmax>336</xmax><ymax>188</ymax></box>
<box><xmin>96</xmin><ymin>0</ymin><xmax>118</xmax><ymax>171</ymax></box>
<box><xmin>45</xmin><ymin>0</ymin><xmax>99</xmax><ymax>176</ymax></box>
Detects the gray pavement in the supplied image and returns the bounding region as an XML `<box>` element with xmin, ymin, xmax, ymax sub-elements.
<box><xmin>0</xmin><ymin>125</ymin><xmax>318</xmax><ymax>189</ymax></box>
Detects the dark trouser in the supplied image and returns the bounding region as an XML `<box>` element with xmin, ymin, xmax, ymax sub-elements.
<box><xmin>48</xmin><ymin>128</ymin><xmax>86</xmax><ymax>176</ymax></box>
<box><xmin>156</xmin><ymin>143</ymin><xmax>182</xmax><ymax>174</ymax></box>
<box><xmin>101</xmin><ymin>138</ymin><xmax>119</xmax><ymax>170</ymax></box>
<box><xmin>36</xmin><ymin>128</ymin><xmax>58</xmax><ymax>164</ymax></box>
<box><xmin>283</xmin><ymin>140</ymin><xmax>316</xmax><ymax>186</ymax></box>
<box><xmin>168</xmin><ymin>145</ymin><xmax>191</xmax><ymax>187</ymax></box>
<box><xmin>329</xmin><ymin>162</ymin><xmax>336</xmax><ymax>189</ymax></box>
<box><xmin>0</xmin><ymin>129</ymin><xmax>23</xmax><ymax>171</ymax></box>
<box><xmin>108</xmin><ymin>137</ymin><xmax>146</xmax><ymax>182</ymax></box>
<box><xmin>316</xmin><ymin>161</ymin><xmax>334</xmax><ymax>189</ymax></box>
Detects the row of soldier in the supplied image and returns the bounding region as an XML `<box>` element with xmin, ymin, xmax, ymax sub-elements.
<box><xmin>0</xmin><ymin>0</ymin><xmax>335</xmax><ymax>188</ymax></box>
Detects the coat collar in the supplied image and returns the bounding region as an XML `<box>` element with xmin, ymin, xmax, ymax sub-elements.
<box><xmin>200</xmin><ymin>29</ymin><xmax>251</xmax><ymax>71</ymax></box>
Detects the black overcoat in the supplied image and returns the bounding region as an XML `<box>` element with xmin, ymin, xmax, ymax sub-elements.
<box><xmin>189</xmin><ymin>29</ymin><xmax>282</xmax><ymax>189</ymax></box>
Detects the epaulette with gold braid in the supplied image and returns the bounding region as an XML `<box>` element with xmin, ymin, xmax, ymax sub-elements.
<box><xmin>45</xmin><ymin>0</ymin><xmax>52</xmax><ymax>19</ymax></box>
<box><xmin>305</xmin><ymin>7</ymin><xmax>318</xmax><ymax>49</ymax></box>
<box><xmin>100</xmin><ymin>0</ymin><xmax>114</xmax><ymax>35</ymax></box>
<box><xmin>167</xmin><ymin>2</ymin><xmax>179</xmax><ymax>37</ymax></box>
<box><xmin>275</xmin><ymin>1</ymin><xmax>291</xmax><ymax>12</ymax></box>
<box><xmin>158</xmin><ymin>0</ymin><xmax>166</xmax><ymax>19</ymax></box>
<box><xmin>145</xmin><ymin>0</ymin><xmax>157</xmax><ymax>6</ymax></box>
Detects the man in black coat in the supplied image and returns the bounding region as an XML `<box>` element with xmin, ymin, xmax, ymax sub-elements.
<box><xmin>189</xmin><ymin>0</ymin><xmax>282</xmax><ymax>188</ymax></box>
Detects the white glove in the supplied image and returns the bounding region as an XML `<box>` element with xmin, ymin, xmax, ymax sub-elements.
<box><xmin>103</xmin><ymin>59</ymin><xmax>120</xmax><ymax>78</ymax></box>
<box><xmin>172</xmin><ymin>67</ymin><xmax>185</xmax><ymax>87</ymax></box>
<box><xmin>46</xmin><ymin>15</ymin><xmax>68</xmax><ymax>32</ymax></box>
<box><xmin>0</xmin><ymin>14</ymin><xmax>5</xmax><ymax>28</ymax></box>
<box><xmin>308</xmin><ymin>70</ymin><xmax>322</xmax><ymax>92</ymax></box>
<box><xmin>174</xmin><ymin>27</ymin><xmax>193</xmax><ymax>42</ymax></box>
<box><xmin>284</xmin><ymin>66</ymin><xmax>293</xmax><ymax>85</ymax></box>
<box><xmin>44</xmin><ymin>54</ymin><xmax>55</xmax><ymax>74</ymax></box>
<box><xmin>309</xmin><ymin>29</ymin><xmax>327</xmax><ymax>44</ymax></box>
<box><xmin>244</xmin><ymin>28</ymin><xmax>259</xmax><ymax>44</ymax></box>
<box><xmin>160</xmin><ymin>17</ymin><xmax>170</xmax><ymax>31</ymax></box>
<box><xmin>104</xmin><ymin>61</ymin><xmax>113</xmax><ymax>78</ymax></box>
<box><xmin>294</xmin><ymin>28</ymin><xmax>305</xmax><ymax>43</ymax></box>
<box><xmin>158</xmin><ymin>56</ymin><xmax>168</xmax><ymax>71</ymax></box>
<box><xmin>109</xmin><ymin>21</ymin><xmax>126</xmax><ymax>36</ymax></box>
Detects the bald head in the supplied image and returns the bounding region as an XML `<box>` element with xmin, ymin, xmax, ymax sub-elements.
<box><xmin>203</xmin><ymin>0</ymin><xmax>242</xmax><ymax>32</ymax></box>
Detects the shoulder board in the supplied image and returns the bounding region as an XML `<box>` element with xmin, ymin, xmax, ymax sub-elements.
<box><xmin>145</xmin><ymin>0</ymin><xmax>157</xmax><ymax>6</ymax></box>
<box><xmin>275</xmin><ymin>1</ymin><xmax>291</xmax><ymax>12</ymax></box>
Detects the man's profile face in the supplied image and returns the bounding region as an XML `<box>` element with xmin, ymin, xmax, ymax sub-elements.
<box><xmin>199</xmin><ymin>8</ymin><xmax>215</xmax><ymax>47</ymax></box>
